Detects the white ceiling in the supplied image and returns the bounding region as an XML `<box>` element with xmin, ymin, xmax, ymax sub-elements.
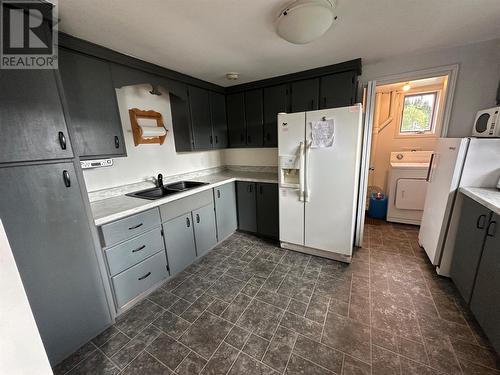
<box><xmin>58</xmin><ymin>0</ymin><xmax>500</xmax><ymax>87</ymax></box>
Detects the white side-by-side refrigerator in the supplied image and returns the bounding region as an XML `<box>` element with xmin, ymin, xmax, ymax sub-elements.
<box><xmin>278</xmin><ymin>105</ymin><xmax>363</xmax><ymax>262</ymax></box>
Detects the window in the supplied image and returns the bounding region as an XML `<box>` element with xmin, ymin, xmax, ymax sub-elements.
<box><xmin>400</xmin><ymin>92</ymin><xmax>437</xmax><ymax>134</ymax></box>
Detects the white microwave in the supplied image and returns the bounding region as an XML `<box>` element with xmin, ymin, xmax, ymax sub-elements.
<box><xmin>472</xmin><ymin>106</ymin><xmax>500</xmax><ymax>137</ymax></box>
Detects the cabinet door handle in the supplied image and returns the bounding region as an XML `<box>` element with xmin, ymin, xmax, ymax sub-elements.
<box><xmin>132</xmin><ymin>245</ymin><xmax>146</xmax><ymax>253</ymax></box>
<box><xmin>210</xmin><ymin>135</ymin><xmax>213</xmax><ymax>144</ymax></box>
<box><xmin>310</xmin><ymin>100</ymin><xmax>314</xmax><ymax>110</ymax></box>
<box><xmin>240</xmin><ymin>134</ymin><xmax>245</xmax><ymax>142</ymax></box>
<box><xmin>58</xmin><ymin>131</ymin><xmax>67</xmax><ymax>150</ymax></box>
<box><xmin>476</xmin><ymin>214</ymin><xmax>487</xmax><ymax>229</ymax></box>
<box><xmin>248</xmin><ymin>184</ymin><xmax>253</xmax><ymax>193</ymax></box>
<box><xmin>114</xmin><ymin>136</ymin><xmax>120</xmax><ymax>149</ymax></box>
<box><xmin>196</xmin><ymin>214</ymin><xmax>200</xmax><ymax>223</ymax></box>
<box><xmin>215</xmin><ymin>135</ymin><xmax>218</xmax><ymax>144</ymax></box>
<box><xmin>217</xmin><ymin>190</ymin><xmax>221</xmax><ymax>198</ymax></box>
<box><xmin>266</xmin><ymin>132</ymin><xmax>271</xmax><ymax>141</ymax></box>
<box><xmin>62</xmin><ymin>170</ymin><xmax>71</xmax><ymax>187</ymax></box>
<box><xmin>323</xmin><ymin>97</ymin><xmax>327</xmax><ymax>108</ymax></box>
<box><xmin>486</xmin><ymin>220</ymin><xmax>497</xmax><ymax>237</ymax></box>
<box><xmin>138</xmin><ymin>272</ymin><xmax>151</xmax><ymax>281</ymax></box>
<box><xmin>247</xmin><ymin>135</ymin><xmax>251</xmax><ymax>144</ymax></box>
<box><xmin>186</xmin><ymin>217</ymin><xmax>191</xmax><ymax>228</ymax></box>
<box><xmin>128</xmin><ymin>223</ymin><xmax>143</xmax><ymax>230</ymax></box>
<box><xmin>259</xmin><ymin>185</ymin><xmax>263</xmax><ymax>194</ymax></box>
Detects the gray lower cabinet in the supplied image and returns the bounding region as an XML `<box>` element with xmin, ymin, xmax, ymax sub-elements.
<box><xmin>112</xmin><ymin>251</ymin><xmax>168</xmax><ymax>309</ymax></box>
<box><xmin>214</xmin><ymin>182</ymin><xmax>238</xmax><ymax>241</ymax></box>
<box><xmin>256</xmin><ymin>183</ymin><xmax>279</xmax><ymax>239</ymax></box>
<box><xmin>236</xmin><ymin>181</ymin><xmax>257</xmax><ymax>232</ymax></box>
<box><xmin>0</xmin><ymin>163</ymin><xmax>111</xmax><ymax>365</ymax></box>
<box><xmin>193</xmin><ymin>203</ymin><xmax>218</xmax><ymax>257</ymax></box>
<box><xmin>450</xmin><ymin>195</ymin><xmax>492</xmax><ymax>303</ymax></box>
<box><xmin>163</xmin><ymin>213</ymin><xmax>197</xmax><ymax>276</ymax></box>
<box><xmin>470</xmin><ymin>212</ymin><xmax>500</xmax><ymax>353</ymax></box>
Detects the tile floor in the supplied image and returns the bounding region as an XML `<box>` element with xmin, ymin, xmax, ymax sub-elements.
<box><xmin>54</xmin><ymin>223</ymin><xmax>500</xmax><ymax>375</ymax></box>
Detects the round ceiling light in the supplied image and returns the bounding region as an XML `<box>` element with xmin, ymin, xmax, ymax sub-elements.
<box><xmin>277</xmin><ymin>0</ymin><xmax>337</xmax><ymax>44</ymax></box>
<box><xmin>226</xmin><ymin>72</ymin><xmax>239</xmax><ymax>80</ymax></box>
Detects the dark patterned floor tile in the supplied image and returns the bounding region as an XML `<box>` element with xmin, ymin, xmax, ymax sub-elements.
<box><xmin>121</xmin><ymin>351</ymin><xmax>172</xmax><ymax>375</ymax></box>
<box><xmin>256</xmin><ymin>288</ymin><xmax>290</xmax><ymax>310</ymax></box>
<box><xmin>52</xmin><ymin>342</ymin><xmax>97</xmax><ymax>375</ymax></box>
<box><xmin>169</xmin><ymin>298</ymin><xmax>192</xmax><ymax>316</ymax></box>
<box><xmin>181</xmin><ymin>294</ymin><xmax>214</xmax><ymax>323</ymax></box>
<box><xmin>322</xmin><ymin>312</ymin><xmax>371</xmax><ymax>363</ymax></box>
<box><xmin>342</xmin><ymin>354</ymin><xmax>371</xmax><ymax>375</ymax></box>
<box><xmin>397</xmin><ymin>336</ymin><xmax>428</xmax><ymax>365</ymax></box>
<box><xmin>277</xmin><ymin>275</ymin><xmax>315</xmax><ymax>303</ymax></box>
<box><xmin>400</xmin><ymin>358</ymin><xmax>443</xmax><ymax>375</ymax></box>
<box><xmin>285</xmin><ymin>354</ymin><xmax>333</xmax><ymax>375</ymax></box>
<box><xmin>152</xmin><ymin>310</ymin><xmax>191</xmax><ymax>339</ymax></box>
<box><xmin>111</xmin><ymin>325</ymin><xmax>162</xmax><ymax>369</ymax></box>
<box><xmin>180</xmin><ymin>311</ymin><xmax>233</xmax><ymax>359</ymax></box>
<box><xmin>372</xmin><ymin>345</ymin><xmax>400</xmax><ymax>375</ymax></box>
<box><xmin>243</xmin><ymin>334</ymin><xmax>270</xmax><ymax>360</ymax></box>
<box><xmin>237</xmin><ymin>299</ymin><xmax>283</xmax><ymax>340</ymax></box>
<box><xmin>91</xmin><ymin>326</ymin><xmax>119</xmax><ymax>348</ymax></box>
<box><xmin>114</xmin><ymin>299</ymin><xmax>164</xmax><ymax>338</ymax></box>
<box><xmin>206</xmin><ymin>275</ymin><xmax>246</xmax><ymax>303</ymax></box>
<box><xmin>287</xmin><ymin>299</ymin><xmax>308</xmax><ymax>316</ymax></box>
<box><xmin>293</xmin><ymin>335</ymin><xmax>342</xmax><ymax>374</ymax></box>
<box><xmin>262</xmin><ymin>326</ymin><xmax>297</xmax><ymax>372</ymax></box>
<box><xmin>281</xmin><ymin>311</ymin><xmax>323</xmax><ymax>340</ymax></box>
<box><xmin>172</xmin><ymin>276</ymin><xmax>214</xmax><ymax>303</ymax></box>
<box><xmin>67</xmin><ymin>350</ymin><xmax>119</xmax><ymax>375</ymax></box>
<box><xmin>458</xmin><ymin>359</ymin><xmax>500</xmax><ymax>375</ymax></box>
<box><xmin>201</xmin><ymin>342</ymin><xmax>239</xmax><ymax>375</ymax></box>
<box><xmin>451</xmin><ymin>339</ymin><xmax>500</xmax><ymax>370</ymax></box>
<box><xmin>176</xmin><ymin>351</ymin><xmax>207</xmax><ymax>375</ymax></box>
<box><xmin>146</xmin><ymin>333</ymin><xmax>190</xmax><ymax>370</ymax></box>
<box><xmin>229</xmin><ymin>353</ymin><xmax>278</xmax><ymax>375</ymax></box>
<box><xmin>148</xmin><ymin>288</ymin><xmax>179</xmax><ymax>310</ymax></box>
<box><xmin>222</xmin><ymin>293</ymin><xmax>252</xmax><ymax>323</ymax></box>
<box><xmin>99</xmin><ymin>331</ymin><xmax>130</xmax><ymax>357</ymax></box>
<box><xmin>423</xmin><ymin>336</ymin><xmax>462</xmax><ymax>374</ymax></box>
<box><xmin>225</xmin><ymin>325</ymin><xmax>251</xmax><ymax>349</ymax></box>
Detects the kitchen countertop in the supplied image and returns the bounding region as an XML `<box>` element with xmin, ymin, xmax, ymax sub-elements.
<box><xmin>460</xmin><ymin>187</ymin><xmax>500</xmax><ymax>216</ymax></box>
<box><xmin>91</xmin><ymin>171</ymin><xmax>278</xmax><ymax>226</ymax></box>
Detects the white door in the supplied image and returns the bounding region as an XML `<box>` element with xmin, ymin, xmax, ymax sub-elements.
<box><xmin>355</xmin><ymin>81</ymin><xmax>376</xmax><ymax>248</ymax></box>
<box><xmin>418</xmin><ymin>138</ymin><xmax>468</xmax><ymax>265</ymax></box>
<box><xmin>278</xmin><ymin>112</ymin><xmax>306</xmax><ymax>246</ymax></box>
<box><xmin>304</xmin><ymin>105</ymin><xmax>363</xmax><ymax>256</ymax></box>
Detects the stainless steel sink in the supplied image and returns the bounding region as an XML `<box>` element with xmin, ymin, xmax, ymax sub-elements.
<box><xmin>126</xmin><ymin>181</ymin><xmax>208</xmax><ymax>200</ymax></box>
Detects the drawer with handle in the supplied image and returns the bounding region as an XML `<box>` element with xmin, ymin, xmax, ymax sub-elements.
<box><xmin>101</xmin><ymin>208</ymin><xmax>161</xmax><ymax>247</ymax></box>
<box><xmin>105</xmin><ymin>227</ymin><xmax>164</xmax><ymax>276</ymax></box>
<box><xmin>112</xmin><ymin>250</ymin><xmax>168</xmax><ymax>309</ymax></box>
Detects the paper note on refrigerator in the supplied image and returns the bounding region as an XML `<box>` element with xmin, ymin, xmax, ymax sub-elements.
<box><xmin>310</xmin><ymin>119</ymin><xmax>334</xmax><ymax>148</ymax></box>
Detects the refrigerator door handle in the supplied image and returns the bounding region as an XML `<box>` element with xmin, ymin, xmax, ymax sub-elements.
<box><xmin>304</xmin><ymin>140</ymin><xmax>312</xmax><ymax>202</ymax></box>
<box><xmin>426</xmin><ymin>153</ymin><xmax>435</xmax><ymax>182</ymax></box>
<box><xmin>299</xmin><ymin>142</ymin><xmax>305</xmax><ymax>201</ymax></box>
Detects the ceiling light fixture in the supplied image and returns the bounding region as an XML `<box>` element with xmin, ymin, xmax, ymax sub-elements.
<box><xmin>402</xmin><ymin>83</ymin><xmax>411</xmax><ymax>91</ymax></box>
<box><xmin>277</xmin><ymin>0</ymin><xmax>337</xmax><ymax>44</ymax></box>
<box><xmin>225</xmin><ymin>72</ymin><xmax>239</xmax><ymax>81</ymax></box>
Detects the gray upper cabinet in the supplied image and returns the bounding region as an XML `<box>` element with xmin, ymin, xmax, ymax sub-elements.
<box><xmin>226</xmin><ymin>92</ymin><xmax>246</xmax><ymax>147</ymax></box>
<box><xmin>0</xmin><ymin>69</ymin><xmax>73</xmax><ymax>163</ymax></box>
<box><xmin>193</xmin><ymin>203</ymin><xmax>218</xmax><ymax>257</ymax></box>
<box><xmin>188</xmin><ymin>86</ymin><xmax>212</xmax><ymax>150</ymax></box>
<box><xmin>263</xmin><ymin>84</ymin><xmax>289</xmax><ymax>147</ymax></box>
<box><xmin>236</xmin><ymin>181</ymin><xmax>257</xmax><ymax>233</ymax></box>
<box><xmin>291</xmin><ymin>78</ymin><xmax>319</xmax><ymax>112</ymax></box>
<box><xmin>210</xmin><ymin>91</ymin><xmax>228</xmax><ymax>149</ymax></box>
<box><xmin>170</xmin><ymin>93</ymin><xmax>194</xmax><ymax>152</ymax></box>
<box><xmin>450</xmin><ymin>196</ymin><xmax>491</xmax><ymax>303</ymax></box>
<box><xmin>470</xmin><ymin>212</ymin><xmax>500</xmax><ymax>353</ymax></box>
<box><xmin>0</xmin><ymin>163</ymin><xmax>111</xmax><ymax>364</ymax></box>
<box><xmin>163</xmin><ymin>213</ymin><xmax>197</xmax><ymax>276</ymax></box>
<box><xmin>59</xmin><ymin>49</ymin><xmax>126</xmax><ymax>159</ymax></box>
<box><xmin>256</xmin><ymin>183</ymin><xmax>279</xmax><ymax>239</ymax></box>
<box><xmin>214</xmin><ymin>183</ymin><xmax>238</xmax><ymax>241</ymax></box>
<box><xmin>244</xmin><ymin>89</ymin><xmax>264</xmax><ymax>147</ymax></box>
<box><xmin>319</xmin><ymin>71</ymin><xmax>357</xmax><ymax>109</ymax></box>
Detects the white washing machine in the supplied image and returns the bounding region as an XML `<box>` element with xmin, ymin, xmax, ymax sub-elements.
<box><xmin>387</xmin><ymin>151</ymin><xmax>433</xmax><ymax>225</ymax></box>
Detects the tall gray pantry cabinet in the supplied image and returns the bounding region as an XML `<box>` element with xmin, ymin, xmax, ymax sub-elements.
<box><xmin>0</xmin><ymin>69</ymin><xmax>112</xmax><ymax>362</ymax></box>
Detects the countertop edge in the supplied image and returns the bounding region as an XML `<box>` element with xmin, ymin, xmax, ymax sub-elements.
<box><xmin>460</xmin><ymin>187</ymin><xmax>500</xmax><ymax>216</ymax></box>
<box><xmin>93</xmin><ymin>175</ymin><xmax>278</xmax><ymax>226</ymax></box>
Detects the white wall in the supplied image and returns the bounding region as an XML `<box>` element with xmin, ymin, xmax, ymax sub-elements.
<box><xmin>82</xmin><ymin>85</ymin><xmax>223</xmax><ymax>192</ymax></box>
<box><xmin>361</xmin><ymin>38</ymin><xmax>500</xmax><ymax>137</ymax></box>
<box><xmin>224</xmin><ymin>148</ymin><xmax>278</xmax><ymax>166</ymax></box>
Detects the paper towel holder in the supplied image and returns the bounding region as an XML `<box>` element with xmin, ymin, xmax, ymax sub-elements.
<box><xmin>129</xmin><ymin>108</ymin><xmax>168</xmax><ymax>146</ymax></box>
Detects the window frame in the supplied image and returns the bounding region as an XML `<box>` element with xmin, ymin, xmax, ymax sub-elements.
<box><xmin>395</xmin><ymin>89</ymin><xmax>441</xmax><ymax>138</ymax></box>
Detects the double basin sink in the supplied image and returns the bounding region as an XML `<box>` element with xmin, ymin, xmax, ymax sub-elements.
<box><xmin>126</xmin><ymin>181</ymin><xmax>208</xmax><ymax>200</ymax></box>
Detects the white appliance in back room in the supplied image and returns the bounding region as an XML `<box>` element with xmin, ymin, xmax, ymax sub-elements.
<box><xmin>418</xmin><ymin>137</ymin><xmax>500</xmax><ymax>276</ymax></box>
<box><xmin>278</xmin><ymin>105</ymin><xmax>363</xmax><ymax>262</ymax></box>
<box><xmin>386</xmin><ymin>151</ymin><xmax>433</xmax><ymax>225</ymax></box>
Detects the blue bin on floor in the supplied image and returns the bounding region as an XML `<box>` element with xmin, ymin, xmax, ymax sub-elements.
<box><xmin>368</xmin><ymin>192</ymin><xmax>387</xmax><ymax>219</ymax></box>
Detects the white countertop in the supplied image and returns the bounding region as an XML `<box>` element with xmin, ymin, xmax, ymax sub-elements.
<box><xmin>460</xmin><ymin>187</ymin><xmax>500</xmax><ymax>216</ymax></box>
<box><xmin>91</xmin><ymin>171</ymin><xmax>278</xmax><ymax>226</ymax></box>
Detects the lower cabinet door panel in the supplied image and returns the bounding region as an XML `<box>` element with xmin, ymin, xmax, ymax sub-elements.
<box><xmin>105</xmin><ymin>227</ymin><xmax>164</xmax><ymax>276</ymax></box>
<box><xmin>236</xmin><ymin>181</ymin><xmax>257</xmax><ymax>232</ymax></box>
<box><xmin>193</xmin><ymin>203</ymin><xmax>217</xmax><ymax>257</ymax></box>
<box><xmin>163</xmin><ymin>213</ymin><xmax>197</xmax><ymax>275</ymax></box>
<box><xmin>112</xmin><ymin>250</ymin><xmax>168</xmax><ymax>308</ymax></box>
<box><xmin>256</xmin><ymin>183</ymin><xmax>279</xmax><ymax>239</ymax></box>
<box><xmin>214</xmin><ymin>183</ymin><xmax>238</xmax><ymax>241</ymax></box>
